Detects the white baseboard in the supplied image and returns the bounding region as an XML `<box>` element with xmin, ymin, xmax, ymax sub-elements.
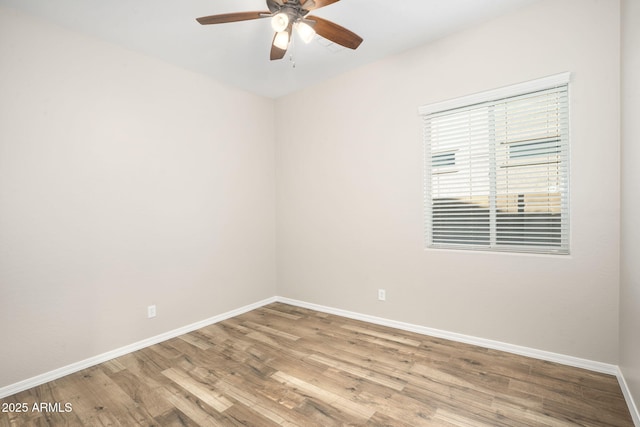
<box><xmin>617</xmin><ymin>367</ymin><xmax>640</xmax><ymax>427</ymax></box>
<box><xmin>0</xmin><ymin>296</ymin><xmax>277</xmax><ymax>400</ymax></box>
<box><xmin>276</xmin><ymin>296</ymin><xmax>618</xmax><ymax>375</ymax></box>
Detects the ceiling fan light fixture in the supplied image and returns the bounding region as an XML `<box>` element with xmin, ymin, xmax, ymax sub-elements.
<box><xmin>271</xmin><ymin>12</ymin><xmax>289</xmax><ymax>32</ymax></box>
<box><xmin>300</xmin><ymin>0</ymin><xmax>316</xmax><ymax>8</ymax></box>
<box><xmin>295</xmin><ymin>21</ymin><xmax>316</xmax><ymax>44</ymax></box>
<box><xmin>273</xmin><ymin>31</ymin><xmax>290</xmax><ymax>50</ymax></box>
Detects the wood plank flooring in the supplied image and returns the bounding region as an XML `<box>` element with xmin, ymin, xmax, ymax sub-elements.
<box><xmin>0</xmin><ymin>302</ymin><xmax>634</xmax><ymax>426</ymax></box>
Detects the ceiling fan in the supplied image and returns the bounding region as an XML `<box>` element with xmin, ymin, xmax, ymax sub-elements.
<box><xmin>196</xmin><ymin>0</ymin><xmax>363</xmax><ymax>61</ymax></box>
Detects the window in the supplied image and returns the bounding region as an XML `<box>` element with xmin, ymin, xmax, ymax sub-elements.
<box><xmin>420</xmin><ymin>73</ymin><xmax>570</xmax><ymax>254</ymax></box>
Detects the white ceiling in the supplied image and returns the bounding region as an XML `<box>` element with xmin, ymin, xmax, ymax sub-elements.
<box><xmin>0</xmin><ymin>0</ymin><xmax>537</xmax><ymax>98</ymax></box>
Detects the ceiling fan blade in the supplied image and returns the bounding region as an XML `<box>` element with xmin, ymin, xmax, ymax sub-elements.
<box><xmin>270</xmin><ymin>45</ymin><xmax>287</xmax><ymax>61</ymax></box>
<box><xmin>302</xmin><ymin>0</ymin><xmax>340</xmax><ymax>10</ymax></box>
<box><xmin>307</xmin><ymin>15</ymin><xmax>363</xmax><ymax>49</ymax></box>
<box><xmin>270</xmin><ymin>33</ymin><xmax>288</xmax><ymax>60</ymax></box>
<box><xmin>196</xmin><ymin>11</ymin><xmax>268</xmax><ymax>25</ymax></box>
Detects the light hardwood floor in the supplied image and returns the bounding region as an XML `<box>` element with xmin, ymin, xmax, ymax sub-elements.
<box><xmin>0</xmin><ymin>302</ymin><xmax>634</xmax><ymax>426</ymax></box>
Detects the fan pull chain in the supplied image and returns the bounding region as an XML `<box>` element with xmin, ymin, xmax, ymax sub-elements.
<box><xmin>288</xmin><ymin>35</ymin><xmax>296</xmax><ymax>68</ymax></box>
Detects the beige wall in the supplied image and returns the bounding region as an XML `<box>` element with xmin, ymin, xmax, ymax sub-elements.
<box><xmin>620</xmin><ymin>0</ymin><xmax>640</xmax><ymax>411</ymax></box>
<box><xmin>0</xmin><ymin>7</ymin><xmax>276</xmax><ymax>388</ymax></box>
<box><xmin>276</xmin><ymin>0</ymin><xmax>621</xmax><ymax>363</ymax></box>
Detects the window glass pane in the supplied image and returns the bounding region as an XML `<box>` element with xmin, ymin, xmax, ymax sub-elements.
<box><xmin>428</xmin><ymin>107</ymin><xmax>491</xmax><ymax>247</ymax></box>
<box><xmin>494</xmin><ymin>90</ymin><xmax>567</xmax><ymax>249</ymax></box>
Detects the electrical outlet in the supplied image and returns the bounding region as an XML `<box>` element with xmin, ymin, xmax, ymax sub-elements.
<box><xmin>378</xmin><ymin>289</ymin><xmax>386</xmax><ymax>301</ymax></box>
<box><xmin>147</xmin><ymin>305</ymin><xmax>156</xmax><ymax>318</ymax></box>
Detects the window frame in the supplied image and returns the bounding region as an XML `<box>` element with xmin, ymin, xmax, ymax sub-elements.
<box><xmin>420</xmin><ymin>73</ymin><xmax>571</xmax><ymax>255</ymax></box>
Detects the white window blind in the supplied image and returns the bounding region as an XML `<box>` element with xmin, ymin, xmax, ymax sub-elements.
<box><xmin>421</xmin><ymin>74</ymin><xmax>570</xmax><ymax>254</ymax></box>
